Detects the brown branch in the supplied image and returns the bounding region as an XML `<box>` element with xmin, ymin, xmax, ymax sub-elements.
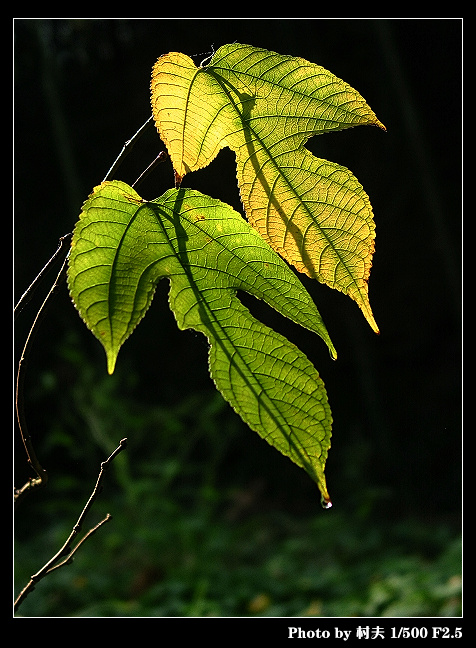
<box><xmin>14</xmin><ymin>438</ymin><xmax>128</xmax><ymax>614</ymax></box>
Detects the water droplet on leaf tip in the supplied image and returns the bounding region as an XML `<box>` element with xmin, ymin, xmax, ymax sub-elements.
<box><xmin>320</xmin><ymin>495</ymin><xmax>333</xmax><ymax>509</ymax></box>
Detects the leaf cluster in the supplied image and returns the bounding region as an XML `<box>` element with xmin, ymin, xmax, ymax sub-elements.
<box><xmin>67</xmin><ymin>43</ymin><xmax>385</xmax><ymax>502</ymax></box>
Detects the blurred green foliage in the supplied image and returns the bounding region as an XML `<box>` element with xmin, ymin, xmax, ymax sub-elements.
<box><xmin>14</xmin><ymin>331</ymin><xmax>461</xmax><ymax>618</ymax></box>
<box><xmin>15</xmin><ymin>513</ymin><xmax>462</xmax><ymax>617</ymax></box>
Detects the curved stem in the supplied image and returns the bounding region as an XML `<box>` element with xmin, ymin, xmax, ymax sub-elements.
<box><xmin>14</xmin><ymin>254</ymin><xmax>69</xmax><ymax>505</ymax></box>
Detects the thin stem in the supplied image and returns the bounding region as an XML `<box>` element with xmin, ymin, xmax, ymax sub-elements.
<box><xmin>14</xmin><ymin>233</ymin><xmax>71</xmax><ymax>320</ymax></box>
<box><xmin>14</xmin><ymin>439</ymin><xmax>128</xmax><ymax>613</ymax></box>
<box><xmin>102</xmin><ymin>115</ymin><xmax>154</xmax><ymax>183</ymax></box>
<box><xmin>132</xmin><ymin>150</ymin><xmax>167</xmax><ymax>188</ymax></box>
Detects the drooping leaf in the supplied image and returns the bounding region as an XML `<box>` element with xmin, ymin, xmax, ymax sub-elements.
<box><xmin>67</xmin><ymin>180</ymin><xmax>335</xmax><ymax>503</ymax></box>
<box><xmin>151</xmin><ymin>43</ymin><xmax>385</xmax><ymax>332</ymax></box>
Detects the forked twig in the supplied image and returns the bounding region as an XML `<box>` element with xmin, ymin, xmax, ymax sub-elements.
<box><xmin>14</xmin><ymin>438</ymin><xmax>128</xmax><ymax>613</ymax></box>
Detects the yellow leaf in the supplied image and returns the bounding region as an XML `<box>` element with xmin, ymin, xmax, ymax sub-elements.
<box><xmin>151</xmin><ymin>52</ymin><xmax>235</xmax><ymax>180</ymax></box>
<box><xmin>151</xmin><ymin>44</ymin><xmax>384</xmax><ymax>331</ymax></box>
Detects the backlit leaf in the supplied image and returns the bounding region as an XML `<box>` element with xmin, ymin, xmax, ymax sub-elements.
<box><xmin>68</xmin><ymin>180</ymin><xmax>335</xmax><ymax>502</ymax></box>
<box><xmin>151</xmin><ymin>43</ymin><xmax>385</xmax><ymax>332</ymax></box>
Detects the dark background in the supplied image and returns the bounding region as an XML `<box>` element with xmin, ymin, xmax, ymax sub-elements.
<box><xmin>14</xmin><ymin>18</ymin><xmax>462</xmax><ymax>618</ymax></box>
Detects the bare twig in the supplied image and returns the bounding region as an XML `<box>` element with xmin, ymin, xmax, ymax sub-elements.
<box><xmin>14</xmin><ymin>438</ymin><xmax>128</xmax><ymax>613</ymax></box>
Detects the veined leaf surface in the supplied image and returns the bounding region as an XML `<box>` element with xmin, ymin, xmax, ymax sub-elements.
<box><xmin>151</xmin><ymin>43</ymin><xmax>385</xmax><ymax>332</ymax></box>
<box><xmin>67</xmin><ymin>180</ymin><xmax>335</xmax><ymax>502</ymax></box>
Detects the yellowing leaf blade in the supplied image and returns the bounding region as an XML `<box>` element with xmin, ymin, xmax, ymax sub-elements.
<box><xmin>150</xmin><ymin>43</ymin><xmax>384</xmax><ymax>331</ymax></box>
<box><xmin>151</xmin><ymin>52</ymin><xmax>235</xmax><ymax>180</ymax></box>
<box><xmin>236</xmin><ymin>147</ymin><xmax>379</xmax><ymax>332</ymax></box>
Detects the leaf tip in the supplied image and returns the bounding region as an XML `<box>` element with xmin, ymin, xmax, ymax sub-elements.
<box><xmin>312</xmin><ymin>459</ymin><xmax>332</xmax><ymax>508</ymax></box>
<box><xmin>359</xmin><ymin>295</ymin><xmax>379</xmax><ymax>335</ymax></box>
<box><xmin>368</xmin><ymin>313</ymin><xmax>380</xmax><ymax>335</ymax></box>
<box><xmin>106</xmin><ymin>352</ymin><xmax>118</xmax><ymax>376</ymax></box>
<box><xmin>318</xmin><ymin>479</ymin><xmax>332</xmax><ymax>509</ymax></box>
<box><xmin>369</xmin><ymin>320</ymin><xmax>380</xmax><ymax>335</ymax></box>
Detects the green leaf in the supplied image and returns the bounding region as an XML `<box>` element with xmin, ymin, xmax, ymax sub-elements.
<box><xmin>67</xmin><ymin>180</ymin><xmax>335</xmax><ymax>502</ymax></box>
<box><xmin>151</xmin><ymin>43</ymin><xmax>385</xmax><ymax>332</ymax></box>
